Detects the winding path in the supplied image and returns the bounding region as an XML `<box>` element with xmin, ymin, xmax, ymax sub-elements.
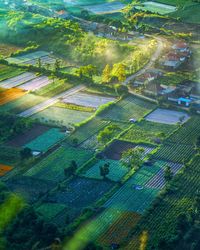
<box><xmin>122</xmin><ymin>36</ymin><xmax>165</xmax><ymax>85</ymax></box>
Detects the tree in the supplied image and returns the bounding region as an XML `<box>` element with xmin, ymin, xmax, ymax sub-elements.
<box><xmin>64</xmin><ymin>160</ymin><xmax>78</xmax><ymax>178</ymax></box>
<box><xmin>99</xmin><ymin>163</ymin><xmax>110</xmax><ymax>179</ymax></box>
<box><xmin>102</xmin><ymin>64</ymin><xmax>112</xmax><ymax>83</ymax></box>
<box><xmin>20</xmin><ymin>147</ymin><xmax>32</xmax><ymax>160</ymax></box>
<box><xmin>97</xmin><ymin>125</ymin><xmax>119</xmax><ymax>144</ymax></box>
<box><xmin>112</xmin><ymin>63</ymin><xmax>126</xmax><ymax>82</ymax></box>
<box><xmin>114</xmin><ymin>84</ymin><xmax>128</xmax><ymax>96</ymax></box>
<box><xmin>37</xmin><ymin>58</ymin><xmax>42</xmax><ymax>69</ymax></box>
<box><xmin>120</xmin><ymin>147</ymin><xmax>144</xmax><ymax>170</ymax></box>
<box><xmin>54</xmin><ymin>59</ymin><xmax>61</xmax><ymax>72</ymax></box>
<box><xmin>164</xmin><ymin>165</ymin><xmax>173</xmax><ymax>182</ymax></box>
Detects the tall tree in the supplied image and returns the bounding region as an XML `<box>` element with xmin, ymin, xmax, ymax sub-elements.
<box><xmin>120</xmin><ymin>147</ymin><xmax>144</xmax><ymax>170</ymax></box>
<box><xmin>102</xmin><ymin>64</ymin><xmax>112</xmax><ymax>83</ymax></box>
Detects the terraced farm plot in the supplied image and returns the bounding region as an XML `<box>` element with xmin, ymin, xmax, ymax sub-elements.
<box><xmin>0</xmin><ymin>93</ymin><xmax>48</xmax><ymax>114</ymax></box>
<box><xmin>32</xmin><ymin>106</ymin><xmax>94</xmax><ymax>126</ymax></box>
<box><xmin>0</xmin><ymin>64</ymin><xmax>24</xmax><ymax>82</ymax></box>
<box><xmin>98</xmin><ymin>211</ymin><xmax>141</xmax><ymax>246</ymax></box>
<box><xmin>104</xmin><ymin>183</ymin><xmax>159</xmax><ymax>214</ymax></box>
<box><xmin>79</xmin><ymin>121</ymin><xmax>130</xmax><ymax>150</ymax></box>
<box><xmin>0</xmin><ymin>146</ymin><xmax>20</xmax><ymax>166</ymax></box>
<box><xmin>82</xmin><ymin>159</ymin><xmax>128</xmax><ymax>182</ymax></box>
<box><xmin>66</xmin><ymin>118</ymin><xmax>110</xmax><ymax>146</ymax></box>
<box><xmin>145</xmin><ymin>108</ymin><xmax>190</xmax><ymax>125</ymax></box>
<box><xmin>0</xmin><ymin>88</ymin><xmax>26</xmax><ymax>105</ymax></box>
<box><xmin>18</xmin><ymin>76</ymin><xmax>52</xmax><ymax>91</ymax></box>
<box><xmin>125</xmin><ymin>155</ymin><xmax>200</xmax><ymax>250</ymax></box>
<box><xmin>36</xmin><ymin>203</ymin><xmax>66</xmax><ymax>221</ymax></box>
<box><xmin>24</xmin><ymin>128</ymin><xmax>65</xmax><ymax>152</ymax></box>
<box><xmin>121</xmin><ymin>120</ymin><xmax>177</xmax><ymax>143</ymax></box>
<box><xmin>135</xmin><ymin>1</ymin><xmax>177</xmax><ymax>15</ymax></box>
<box><xmin>84</xmin><ymin>1</ymin><xmax>126</xmax><ymax>14</ymax></box>
<box><xmin>145</xmin><ymin>161</ymin><xmax>183</xmax><ymax>189</ymax></box>
<box><xmin>153</xmin><ymin>143</ymin><xmax>195</xmax><ymax>163</ymax></box>
<box><xmin>0</xmin><ymin>72</ymin><xmax>36</xmax><ymax>89</ymax></box>
<box><xmin>0</xmin><ymin>43</ymin><xmax>21</xmax><ymax>57</ymax></box>
<box><xmin>5</xmin><ymin>176</ymin><xmax>55</xmax><ymax>203</ymax></box>
<box><xmin>100</xmin><ymin>139</ymin><xmax>155</xmax><ymax>160</ymax></box>
<box><xmin>166</xmin><ymin>116</ymin><xmax>200</xmax><ymax>145</ymax></box>
<box><xmin>0</xmin><ymin>164</ymin><xmax>13</xmax><ymax>176</ymax></box>
<box><xmin>6</xmin><ymin>124</ymin><xmax>50</xmax><ymax>147</ymax></box>
<box><xmin>7</xmin><ymin>51</ymin><xmax>50</xmax><ymax>64</ymax></box>
<box><xmin>46</xmin><ymin>177</ymin><xmax>114</xmax><ymax>220</ymax></box>
<box><xmin>24</xmin><ymin>146</ymin><xmax>93</xmax><ymax>182</ymax></box>
<box><xmin>62</xmin><ymin>92</ymin><xmax>116</xmax><ymax>109</ymax></box>
<box><xmin>99</xmin><ymin>95</ymin><xmax>156</xmax><ymax>122</ymax></box>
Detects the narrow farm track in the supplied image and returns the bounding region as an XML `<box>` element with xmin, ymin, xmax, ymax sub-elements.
<box><xmin>123</xmin><ymin>36</ymin><xmax>165</xmax><ymax>85</ymax></box>
<box><xmin>18</xmin><ymin>85</ymin><xmax>86</xmax><ymax>117</ymax></box>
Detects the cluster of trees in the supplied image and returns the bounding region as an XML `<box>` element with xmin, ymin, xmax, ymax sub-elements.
<box><xmin>102</xmin><ymin>63</ymin><xmax>126</xmax><ymax>83</ymax></box>
<box><xmin>4</xmin><ymin>207</ymin><xmax>61</xmax><ymax>250</ymax></box>
<box><xmin>156</xmin><ymin>193</ymin><xmax>200</xmax><ymax>250</ymax></box>
<box><xmin>97</xmin><ymin>124</ymin><xmax>120</xmax><ymax>144</ymax></box>
<box><xmin>0</xmin><ymin>112</ymin><xmax>33</xmax><ymax>143</ymax></box>
<box><xmin>121</xmin><ymin>147</ymin><xmax>145</xmax><ymax>170</ymax></box>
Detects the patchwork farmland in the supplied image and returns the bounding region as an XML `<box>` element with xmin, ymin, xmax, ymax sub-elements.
<box><xmin>0</xmin><ymin>5</ymin><xmax>199</xmax><ymax>249</ymax></box>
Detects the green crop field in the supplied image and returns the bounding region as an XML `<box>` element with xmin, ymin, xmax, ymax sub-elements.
<box><xmin>0</xmin><ymin>93</ymin><xmax>47</xmax><ymax>114</ymax></box>
<box><xmin>36</xmin><ymin>203</ymin><xmax>66</xmax><ymax>221</ymax></box>
<box><xmin>0</xmin><ymin>64</ymin><xmax>24</xmax><ymax>82</ymax></box>
<box><xmin>24</xmin><ymin>146</ymin><xmax>93</xmax><ymax>182</ymax></box>
<box><xmin>0</xmin><ymin>145</ymin><xmax>20</xmax><ymax>166</ymax></box>
<box><xmin>66</xmin><ymin>118</ymin><xmax>109</xmax><ymax>146</ymax></box>
<box><xmin>153</xmin><ymin>143</ymin><xmax>195</xmax><ymax>163</ymax></box>
<box><xmin>166</xmin><ymin>116</ymin><xmax>200</xmax><ymax>145</ymax></box>
<box><xmin>99</xmin><ymin>96</ymin><xmax>156</xmax><ymax>122</ymax></box>
<box><xmin>32</xmin><ymin>106</ymin><xmax>94</xmax><ymax>126</ymax></box>
<box><xmin>24</xmin><ymin>128</ymin><xmax>66</xmax><ymax>152</ymax></box>
<box><xmin>121</xmin><ymin>120</ymin><xmax>176</xmax><ymax>144</ymax></box>
<box><xmin>126</xmin><ymin>155</ymin><xmax>200</xmax><ymax>249</ymax></box>
<box><xmin>82</xmin><ymin>159</ymin><xmax>128</xmax><ymax>182</ymax></box>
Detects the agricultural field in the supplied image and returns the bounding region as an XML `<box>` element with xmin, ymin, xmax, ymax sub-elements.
<box><xmin>153</xmin><ymin>142</ymin><xmax>195</xmax><ymax>163</ymax></box>
<box><xmin>0</xmin><ymin>146</ymin><xmax>21</xmax><ymax>166</ymax></box>
<box><xmin>80</xmin><ymin>121</ymin><xmax>130</xmax><ymax>150</ymax></box>
<box><xmin>0</xmin><ymin>164</ymin><xmax>13</xmax><ymax>177</ymax></box>
<box><xmin>18</xmin><ymin>76</ymin><xmax>52</xmax><ymax>91</ymax></box>
<box><xmin>32</xmin><ymin>106</ymin><xmax>94</xmax><ymax>126</ymax></box>
<box><xmin>135</xmin><ymin>1</ymin><xmax>177</xmax><ymax>15</ymax></box>
<box><xmin>24</xmin><ymin>146</ymin><xmax>93</xmax><ymax>182</ymax></box>
<box><xmin>44</xmin><ymin>176</ymin><xmax>114</xmax><ymax>221</ymax></box>
<box><xmin>0</xmin><ymin>64</ymin><xmax>24</xmax><ymax>82</ymax></box>
<box><xmin>98</xmin><ymin>211</ymin><xmax>141</xmax><ymax>247</ymax></box>
<box><xmin>166</xmin><ymin>116</ymin><xmax>200</xmax><ymax>145</ymax></box>
<box><xmin>0</xmin><ymin>88</ymin><xmax>27</xmax><ymax>105</ymax></box>
<box><xmin>125</xmin><ymin>155</ymin><xmax>200</xmax><ymax>249</ymax></box>
<box><xmin>83</xmin><ymin>1</ymin><xmax>126</xmax><ymax>14</ymax></box>
<box><xmin>0</xmin><ymin>43</ymin><xmax>21</xmax><ymax>57</ymax></box>
<box><xmin>145</xmin><ymin>108</ymin><xmax>190</xmax><ymax>125</ymax></box>
<box><xmin>121</xmin><ymin>120</ymin><xmax>177</xmax><ymax>144</ymax></box>
<box><xmin>24</xmin><ymin>128</ymin><xmax>66</xmax><ymax>153</ymax></box>
<box><xmin>82</xmin><ymin>159</ymin><xmax>128</xmax><ymax>182</ymax></box>
<box><xmin>6</xmin><ymin>124</ymin><xmax>50</xmax><ymax>147</ymax></box>
<box><xmin>61</xmin><ymin>92</ymin><xmax>116</xmax><ymax>109</ymax></box>
<box><xmin>0</xmin><ymin>72</ymin><xmax>36</xmax><ymax>89</ymax></box>
<box><xmin>99</xmin><ymin>95</ymin><xmax>156</xmax><ymax>122</ymax></box>
<box><xmin>100</xmin><ymin>139</ymin><xmax>155</xmax><ymax>160</ymax></box>
<box><xmin>0</xmin><ymin>93</ymin><xmax>48</xmax><ymax>114</ymax></box>
<box><xmin>66</xmin><ymin>118</ymin><xmax>110</xmax><ymax>146</ymax></box>
<box><xmin>36</xmin><ymin>203</ymin><xmax>67</xmax><ymax>221</ymax></box>
<box><xmin>5</xmin><ymin>176</ymin><xmax>55</xmax><ymax>203</ymax></box>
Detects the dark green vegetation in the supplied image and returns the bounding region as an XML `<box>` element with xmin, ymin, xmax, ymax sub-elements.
<box><xmin>0</xmin><ymin>1</ymin><xmax>199</xmax><ymax>250</ymax></box>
